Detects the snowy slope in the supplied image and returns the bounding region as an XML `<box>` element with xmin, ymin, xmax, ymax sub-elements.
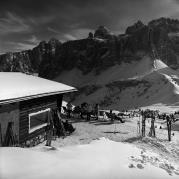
<box><xmin>54</xmin><ymin>57</ymin><xmax>179</xmax><ymax>111</ymax></box>
<box><xmin>0</xmin><ymin>138</ymin><xmax>178</xmax><ymax>179</ymax></box>
<box><xmin>54</xmin><ymin>56</ymin><xmax>153</xmax><ymax>87</ymax></box>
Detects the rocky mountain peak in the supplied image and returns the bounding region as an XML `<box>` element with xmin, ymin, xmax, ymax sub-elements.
<box><xmin>94</xmin><ymin>26</ymin><xmax>114</xmax><ymax>39</ymax></box>
<box><xmin>1</xmin><ymin>17</ymin><xmax>179</xmax><ymax>78</ymax></box>
<box><xmin>48</xmin><ymin>38</ymin><xmax>61</xmax><ymax>46</ymax></box>
<box><xmin>148</xmin><ymin>17</ymin><xmax>179</xmax><ymax>33</ymax></box>
<box><xmin>126</xmin><ymin>20</ymin><xmax>145</xmax><ymax>34</ymax></box>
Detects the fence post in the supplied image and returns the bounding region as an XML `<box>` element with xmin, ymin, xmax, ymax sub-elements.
<box><xmin>141</xmin><ymin>114</ymin><xmax>146</xmax><ymax>137</ymax></box>
<box><xmin>166</xmin><ymin>116</ymin><xmax>172</xmax><ymax>141</ymax></box>
<box><xmin>137</xmin><ymin>111</ymin><xmax>141</xmax><ymax>135</ymax></box>
<box><xmin>150</xmin><ymin>116</ymin><xmax>156</xmax><ymax>137</ymax></box>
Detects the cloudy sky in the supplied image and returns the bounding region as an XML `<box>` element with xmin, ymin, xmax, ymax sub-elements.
<box><xmin>0</xmin><ymin>0</ymin><xmax>179</xmax><ymax>54</ymax></box>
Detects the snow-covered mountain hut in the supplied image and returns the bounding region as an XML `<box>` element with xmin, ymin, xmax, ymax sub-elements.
<box><xmin>0</xmin><ymin>72</ymin><xmax>76</xmax><ymax>146</ymax></box>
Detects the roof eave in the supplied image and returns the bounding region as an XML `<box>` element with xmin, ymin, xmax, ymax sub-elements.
<box><xmin>0</xmin><ymin>88</ymin><xmax>77</xmax><ymax>105</ymax></box>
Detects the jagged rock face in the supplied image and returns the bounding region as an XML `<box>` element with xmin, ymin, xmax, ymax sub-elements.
<box><xmin>39</xmin><ymin>35</ymin><xmax>150</xmax><ymax>79</ymax></box>
<box><xmin>126</xmin><ymin>20</ymin><xmax>145</xmax><ymax>34</ymax></box>
<box><xmin>148</xmin><ymin>17</ymin><xmax>179</xmax><ymax>33</ymax></box>
<box><xmin>94</xmin><ymin>26</ymin><xmax>114</xmax><ymax>39</ymax></box>
<box><xmin>39</xmin><ymin>38</ymin><xmax>117</xmax><ymax>78</ymax></box>
<box><xmin>0</xmin><ymin>52</ymin><xmax>34</xmax><ymax>73</ymax></box>
<box><xmin>0</xmin><ymin>38</ymin><xmax>62</xmax><ymax>74</ymax></box>
<box><xmin>147</xmin><ymin>18</ymin><xmax>179</xmax><ymax>69</ymax></box>
<box><xmin>1</xmin><ymin>17</ymin><xmax>179</xmax><ymax>77</ymax></box>
<box><xmin>39</xmin><ymin>25</ymin><xmax>153</xmax><ymax>78</ymax></box>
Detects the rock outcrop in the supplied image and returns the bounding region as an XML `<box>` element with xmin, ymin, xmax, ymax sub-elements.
<box><xmin>1</xmin><ymin>17</ymin><xmax>179</xmax><ymax>77</ymax></box>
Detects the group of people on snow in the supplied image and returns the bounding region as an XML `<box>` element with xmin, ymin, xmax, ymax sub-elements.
<box><xmin>65</xmin><ymin>102</ymin><xmax>99</xmax><ymax>121</ymax></box>
<box><xmin>65</xmin><ymin>102</ymin><xmax>125</xmax><ymax>123</ymax></box>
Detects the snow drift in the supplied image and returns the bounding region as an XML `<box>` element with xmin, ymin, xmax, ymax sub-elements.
<box><xmin>0</xmin><ymin>138</ymin><xmax>178</xmax><ymax>179</ymax></box>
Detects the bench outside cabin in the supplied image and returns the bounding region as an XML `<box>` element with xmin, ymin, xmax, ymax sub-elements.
<box><xmin>0</xmin><ymin>72</ymin><xmax>76</xmax><ymax>147</ymax></box>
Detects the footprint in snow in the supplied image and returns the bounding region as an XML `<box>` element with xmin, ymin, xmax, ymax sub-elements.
<box><xmin>128</xmin><ymin>163</ymin><xmax>135</xmax><ymax>168</ymax></box>
<box><xmin>137</xmin><ymin>163</ymin><xmax>144</xmax><ymax>169</ymax></box>
<box><xmin>174</xmin><ymin>171</ymin><xmax>179</xmax><ymax>175</ymax></box>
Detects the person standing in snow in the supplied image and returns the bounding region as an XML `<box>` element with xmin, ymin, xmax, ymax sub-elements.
<box><xmin>110</xmin><ymin>110</ymin><xmax>114</xmax><ymax>122</ymax></box>
<box><xmin>66</xmin><ymin>101</ymin><xmax>73</xmax><ymax>118</ymax></box>
<box><xmin>80</xmin><ymin>103</ymin><xmax>87</xmax><ymax>119</ymax></box>
<box><xmin>53</xmin><ymin>109</ymin><xmax>66</xmax><ymax>137</ymax></box>
<box><xmin>87</xmin><ymin>104</ymin><xmax>92</xmax><ymax>121</ymax></box>
<box><xmin>94</xmin><ymin>104</ymin><xmax>99</xmax><ymax>120</ymax></box>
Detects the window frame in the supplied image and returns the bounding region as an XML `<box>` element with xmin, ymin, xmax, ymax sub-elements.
<box><xmin>28</xmin><ymin>108</ymin><xmax>50</xmax><ymax>133</ymax></box>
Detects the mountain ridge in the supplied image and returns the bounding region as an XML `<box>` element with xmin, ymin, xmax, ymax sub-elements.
<box><xmin>1</xmin><ymin>17</ymin><xmax>179</xmax><ymax>110</ymax></box>
<box><xmin>1</xmin><ymin>17</ymin><xmax>179</xmax><ymax>77</ymax></box>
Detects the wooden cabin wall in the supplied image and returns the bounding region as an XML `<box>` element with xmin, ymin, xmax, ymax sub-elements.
<box><xmin>0</xmin><ymin>103</ymin><xmax>19</xmax><ymax>144</ymax></box>
<box><xmin>19</xmin><ymin>95</ymin><xmax>63</xmax><ymax>145</ymax></box>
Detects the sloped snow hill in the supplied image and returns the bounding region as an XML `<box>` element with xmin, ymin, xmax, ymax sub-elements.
<box><xmin>55</xmin><ymin>56</ymin><xmax>179</xmax><ymax>111</ymax></box>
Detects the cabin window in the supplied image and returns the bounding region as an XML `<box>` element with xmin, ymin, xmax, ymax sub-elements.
<box><xmin>29</xmin><ymin>108</ymin><xmax>50</xmax><ymax>133</ymax></box>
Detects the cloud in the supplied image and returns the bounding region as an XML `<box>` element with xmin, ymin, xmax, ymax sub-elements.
<box><xmin>1</xmin><ymin>0</ymin><xmax>179</xmax><ymax>53</ymax></box>
<box><xmin>6</xmin><ymin>41</ymin><xmax>36</xmax><ymax>52</ymax></box>
<box><xmin>47</xmin><ymin>27</ymin><xmax>61</xmax><ymax>34</ymax></box>
<box><xmin>26</xmin><ymin>35</ymin><xmax>40</xmax><ymax>44</ymax></box>
<box><xmin>0</xmin><ymin>12</ymin><xmax>30</xmax><ymax>34</ymax></box>
<box><xmin>64</xmin><ymin>34</ymin><xmax>77</xmax><ymax>41</ymax></box>
<box><xmin>29</xmin><ymin>15</ymin><xmax>56</xmax><ymax>25</ymax></box>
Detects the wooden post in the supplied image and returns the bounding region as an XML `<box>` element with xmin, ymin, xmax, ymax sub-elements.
<box><xmin>137</xmin><ymin>113</ymin><xmax>141</xmax><ymax>134</ymax></box>
<box><xmin>46</xmin><ymin>109</ymin><xmax>56</xmax><ymax>146</ymax></box>
<box><xmin>166</xmin><ymin>116</ymin><xmax>172</xmax><ymax>141</ymax></box>
<box><xmin>3</xmin><ymin>122</ymin><xmax>16</xmax><ymax>146</ymax></box>
<box><xmin>150</xmin><ymin>116</ymin><xmax>156</xmax><ymax>137</ymax></box>
<box><xmin>141</xmin><ymin>113</ymin><xmax>146</xmax><ymax>137</ymax></box>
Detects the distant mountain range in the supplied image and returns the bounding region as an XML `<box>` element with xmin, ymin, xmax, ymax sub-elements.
<box><xmin>1</xmin><ymin>17</ymin><xmax>179</xmax><ymax>110</ymax></box>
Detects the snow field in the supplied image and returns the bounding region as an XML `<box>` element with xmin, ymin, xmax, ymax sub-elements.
<box><xmin>1</xmin><ymin>137</ymin><xmax>179</xmax><ymax>179</ymax></box>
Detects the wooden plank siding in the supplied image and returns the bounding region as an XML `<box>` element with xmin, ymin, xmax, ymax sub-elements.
<box><xmin>19</xmin><ymin>94</ymin><xmax>63</xmax><ymax>144</ymax></box>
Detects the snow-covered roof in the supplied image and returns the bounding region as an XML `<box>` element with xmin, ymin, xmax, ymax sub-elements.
<box><xmin>0</xmin><ymin>72</ymin><xmax>76</xmax><ymax>104</ymax></box>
